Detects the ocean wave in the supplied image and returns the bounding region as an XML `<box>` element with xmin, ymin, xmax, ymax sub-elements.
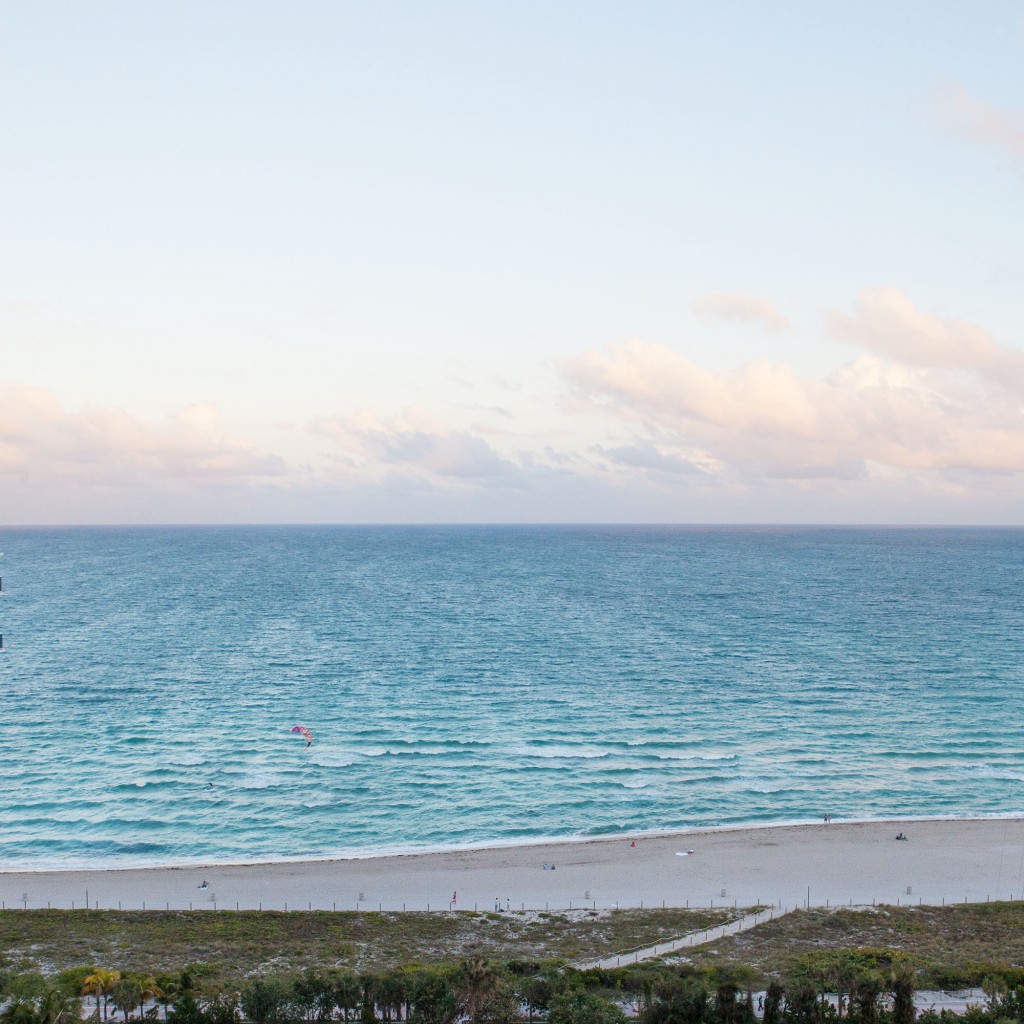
<box><xmin>513</xmin><ymin>744</ymin><xmax>612</xmax><ymax>759</ymax></box>
<box><xmin>166</xmin><ymin>753</ymin><xmax>208</xmax><ymax>766</ymax></box>
<box><xmin>114</xmin><ymin>779</ymin><xmax>177</xmax><ymax>792</ymax></box>
<box><xmin>959</xmin><ymin>765</ymin><xmax>1024</xmax><ymax>783</ymax></box>
<box><xmin>656</xmin><ymin>752</ymin><xmax>738</xmax><ymax>762</ymax></box>
<box><xmin>308</xmin><ymin>752</ymin><xmax>360</xmax><ymax>768</ymax></box>
<box><xmin>236</xmin><ymin>773</ymin><xmax>290</xmax><ymax>790</ymax></box>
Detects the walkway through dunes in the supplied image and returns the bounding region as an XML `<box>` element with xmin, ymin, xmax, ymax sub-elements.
<box><xmin>576</xmin><ymin>905</ymin><xmax>786</xmax><ymax>969</ymax></box>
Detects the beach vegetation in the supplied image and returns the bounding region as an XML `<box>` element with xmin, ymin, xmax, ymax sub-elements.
<box><xmin>82</xmin><ymin>969</ymin><xmax>122</xmax><ymax>1021</ymax></box>
<box><xmin>110</xmin><ymin>978</ymin><xmax>146</xmax><ymax>1024</ymax></box>
<box><xmin>0</xmin><ymin>909</ymin><xmax>737</xmax><ymax>983</ymax></box>
<box><xmin>672</xmin><ymin>904</ymin><xmax>1024</xmax><ymax>989</ymax></box>
<box><xmin>167</xmin><ymin>992</ymin><xmax>207</xmax><ymax>1024</ymax></box>
<box><xmin>239</xmin><ymin>978</ymin><xmax>292</xmax><ymax>1024</ymax></box>
<box><xmin>0</xmin><ymin>958</ymin><xmax>1014</xmax><ymax>1024</ymax></box>
<box><xmin>547</xmin><ymin>989</ymin><xmax>626</xmax><ymax>1024</ymax></box>
<box><xmin>408</xmin><ymin>971</ymin><xmax>458</xmax><ymax>1024</ymax></box>
<box><xmin>0</xmin><ymin>980</ymin><xmax>77</xmax><ymax>1024</ymax></box>
<box><xmin>14</xmin><ymin>902</ymin><xmax>1024</xmax><ymax>1024</ymax></box>
<box><xmin>763</xmin><ymin>981</ymin><xmax>783</xmax><ymax>1024</ymax></box>
<box><xmin>333</xmin><ymin>972</ymin><xmax>362</xmax><ymax>1022</ymax></box>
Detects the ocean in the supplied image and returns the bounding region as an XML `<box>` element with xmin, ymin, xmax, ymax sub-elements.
<box><xmin>0</xmin><ymin>525</ymin><xmax>1021</xmax><ymax>870</ymax></box>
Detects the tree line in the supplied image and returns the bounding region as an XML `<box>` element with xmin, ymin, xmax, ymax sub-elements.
<box><xmin>3</xmin><ymin>953</ymin><xmax>1024</xmax><ymax>1024</ymax></box>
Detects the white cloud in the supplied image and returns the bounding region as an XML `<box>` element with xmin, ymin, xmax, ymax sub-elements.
<box><xmin>561</xmin><ymin>339</ymin><xmax>825</xmax><ymax>439</ymax></box>
<box><xmin>0</xmin><ymin>386</ymin><xmax>286</xmax><ymax>484</ymax></box>
<box><xmin>828</xmin><ymin>287</ymin><xmax>1024</xmax><ymax>388</ymax></box>
<box><xmin>692</xmin><ymin>293</ymin><xmax>791</xmax><ymax>333</ymax></box>
<box><xmin>4</xmin><ymin>285</ymin><xmax>1024</xmax><ymax>524</ymax></box>
<box><xmin>559</xmin><ymin>291</ymin><xmax>1024</xmax><ymax>483</ymax></box>
<box><xmin>937</xmin><ymin>83</ymin><xmax>1024</xmax><ymax>161</ymax></box>
<box><xmin>309</xmin><ymin>408</ymin><xmax>519</xmax><ymax>482</ymax></box>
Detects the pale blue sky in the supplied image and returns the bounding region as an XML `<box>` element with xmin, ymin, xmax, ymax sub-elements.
<box><xmin>2</xmin><ymin>2</ymin><xmax>1023</xmax><ymax>523</ymax></box>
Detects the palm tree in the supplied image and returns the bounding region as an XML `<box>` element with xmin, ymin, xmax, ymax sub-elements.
<box><xmin>409</xmin><ymin>973</ymin><xmax>458</xmax><ymax>1024</ymax></box>
<box><xmin>890</xmin><ymin>967</ymin><xmax>916</xmax><ymax>1024</ymax></box>
<box><xmin>851</xmin><ymin>972</ymin><xmax>884</xmax><ymax>1024</ymax></box>
<box><xmin>360</xmin><ymin>975</ymin><xmax>381</xmax><ymax>1024</ymax></box>
<box><xmin>36</xmin><ymin>987</ymin><xmax>78</xmax><ymax>1024</ymax></box>
<box><xmin>518</xmin><ymin>976</ymin><xmax>553</xmax><ymax>1024</ymax></box>
<box><xmin>714</xmin><ymin>982</ymin><xmax>740</xmax><ymax>1024</ymax></box>
<box><xmin>82</xmin><ymin>971</ymin><xmax>122</xmax><ymax>1023</ymax></box>
<box><xmin>140</xmin><ymin>974</ymin><xmax>163</xmax><ymax>1007</ymax></box>
<box><xmin>110</xmin><ymin>979</ymin><xmax>144</xmax><ymax>1024</ymax></box>
<box><xmin>333</xmin><ymin>974</ymin><xmax>361</xmax><ymax>1024</ymax></box>
<box><xmin>292</xmin><ymin>971</ymin><xmax>334</xmax><ymax>1023</ymax></box>
<box><xmin>139</xmin><ymin>979</ymin><xmax>165</xmax><ymax>1020</ymax></box>
<box><xmin>376</xmin><ymin>975</ymin><xmax>409</xmax><ymax>1024</ymax></box>
<box><xmin>762</xmin><ymin>981</ymin><xmax>784</xmax><ymax>1024</ymax></box>
<box><xmin>457</xmin><ymin>957</ymin><xmax>498</xmax><ymax>1024</ymax></box>
<box><xmin>0</xmin><ymin>996</ymin><xmax>39</xmax><ymax>1024</ymax></box>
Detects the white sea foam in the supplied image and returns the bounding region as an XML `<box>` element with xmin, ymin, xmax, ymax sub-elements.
<box><xmin>308</xmin><ymin>752</ymin><xmax>360</xmax><ymax>768</ymax></box>
<box><xmin>514</xmin><ymin>744</ymin><xmax>611</xmax><ymax>759</ymax></box>
<box><xmin>167</xmin><ymin>753</ymin><xmax>207</xmax><ymax>766</ymax></box>
<box><xmin>656</xmin><ymin>751</ymin><xmax>738</xmax><ymax>762</ymax></box>
<box><xmin>238</xmin><ymin>773</ymin><xmax>288</xmax><ymax>790</ymax></box>
<box><xmin>620</xmin><ymin>778</ymin><xmax>654</xmax><ymax>789</ymax></box>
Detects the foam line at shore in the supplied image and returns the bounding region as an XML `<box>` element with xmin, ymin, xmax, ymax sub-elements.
<box><xmin>3</xmin><ymin>811</ymin><xmax>1024</xmax><ymax>875</ymax></box>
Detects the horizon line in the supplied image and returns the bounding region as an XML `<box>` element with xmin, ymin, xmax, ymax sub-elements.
<box><xmin>2</xmin><ymin>522</ymin><xmax>1022</xmax><ymax>531</ymax></box>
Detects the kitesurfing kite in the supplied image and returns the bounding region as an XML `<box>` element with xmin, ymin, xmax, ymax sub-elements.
<box><xmin>290</xmin><ymin>725</ymin><xmax>313</xmax><ymax>748</ymax></box>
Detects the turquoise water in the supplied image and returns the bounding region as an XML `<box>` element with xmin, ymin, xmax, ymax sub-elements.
<box><xmin>0</xmin><ymin>525</ymin><xmax>1021</xmax><ymax>869</ymax></box>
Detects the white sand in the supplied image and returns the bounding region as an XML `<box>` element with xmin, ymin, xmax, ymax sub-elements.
<box><xmin>4</xmin><ymin>818</ymin><xmax>1024</xmax><ymax>913</ymax></box>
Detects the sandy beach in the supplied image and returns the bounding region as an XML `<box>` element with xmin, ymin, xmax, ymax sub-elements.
<box><xmin>4</xmin><ymin>818</ymin><xmax>1024</xmax><ymax>913</ymax></box>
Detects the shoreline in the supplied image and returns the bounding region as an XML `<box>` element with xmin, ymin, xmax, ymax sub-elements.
<box><xmin>5</xmin><ymin>812</ymin><xmax>1024</xmax><ymax>876</ymax></box>
<box><xmin>5</xmin><ymin>816</ymin><xmax>1024</xmax><ymax>912</ymax></box>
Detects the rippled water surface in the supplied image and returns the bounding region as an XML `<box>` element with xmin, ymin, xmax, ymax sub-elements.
<box><xmin>0</xmin><ymin>525</ymin><xmax>1021</xmax><ymax>868</ymax></box>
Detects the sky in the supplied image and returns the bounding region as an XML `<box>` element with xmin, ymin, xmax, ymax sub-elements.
<box><xmin>2</xmin><ymin>2</ymin><xmax>1023</xmax><ymax>524</ymax></box>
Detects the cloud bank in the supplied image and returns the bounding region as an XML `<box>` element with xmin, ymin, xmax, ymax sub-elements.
<box><xmin>0</xmin><ymin>387</ymin><xmax>288</xmax><ymax>521</ymax></box>
<box><xmin>560</xmin><ymin>288</ymin><xmax>1024</xmax><ymax>483</ymax></box>
<box><xmin>3</xmin><ymin>288</ymin><xmax>1024</xmax><ymax>523</ymax></box>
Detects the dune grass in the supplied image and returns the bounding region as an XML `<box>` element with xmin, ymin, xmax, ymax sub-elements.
<box><xmin>672</xmin><ymin>901</ymin><xmax>1024</xmax><ymax>986</ymax></box>
<box><xmin>0</xmin><ymin>906</ymin><xmax>739</xmax><ymax>984</ymax></box>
